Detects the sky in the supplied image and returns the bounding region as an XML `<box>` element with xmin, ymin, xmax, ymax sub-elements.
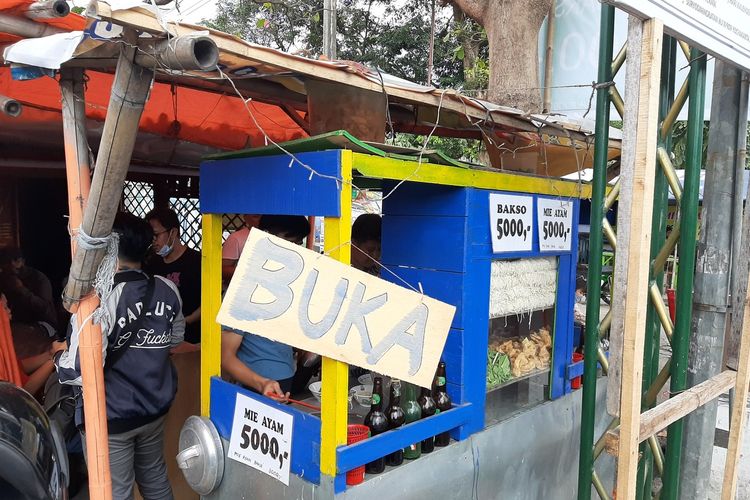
<box><xmin>69</xmin><ymin>0</ymin><xmax>220</xmax><ymax>24</ymax></box>
<box><xmin>162</xmin><ymin>0</ymin><xmax>219</xmax><ymax>23</ymax></box>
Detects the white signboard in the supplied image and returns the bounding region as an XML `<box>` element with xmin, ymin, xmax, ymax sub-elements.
<box><xmin>604</xmin><ymin>0</ymin><xmax>750</xmax><ymax>71</ymax></box>
<box><xmin>488</xmin><ymin>193</ymin><xmax>534</xmax><ymax>253</ymax></box>
<box><xmin>217</xmin><ymin>230</ymin><xmax>456</xmax><ymax>388</ymax></box>
<box><xmin>537</xmin><ymin>198</ymin><xmax>574</xmax><ymax>252</ymax></box>
<box><xmin>228</xmin><ymin>393</ymin><xmax>293</xmax><ymax>485</ymax></box>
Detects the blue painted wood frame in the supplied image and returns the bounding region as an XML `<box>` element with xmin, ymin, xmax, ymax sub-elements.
<box><xmin>199</xmin><ymin>150</ymin><xmax>343</xmax><ymax>216</ymax></box>
<box><xmin>467</xmin><ymin>190</ymin><xmax>580</xmax><ymax>400</ymax></box>
<box><xmin>209</xmin><ymin>377</ymin><xmax>322</xmax><ymax>484</ymax></box>
<box><xmin>380</xmin><ymin>185</ymin><xmax>581</xmax><ymax>446</ymax></box>
<box><xmin>336</xmin><ymin>404</ymin><xmax>473</xmax><ymax>474</ymax></box>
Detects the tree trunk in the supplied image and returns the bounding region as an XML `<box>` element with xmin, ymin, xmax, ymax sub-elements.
<box><xmin>485</xmin><ymin>0</ymin><xmax>550</xmax><ymax>112</ymax></box>
<box><xmin>451</xmin><ymin>0</ymin><xmax>551</xmax><ymax>112</ymax></box>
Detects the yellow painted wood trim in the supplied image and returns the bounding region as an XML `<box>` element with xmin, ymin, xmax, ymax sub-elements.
<box><xmin>201</xmin><ymin>213</ymin><xmax>223</xmax><ymax>417</ymax></box>
<box><xmin>320</xmin><ymin>150</ymin><xmax>353</xmax><ymax>476</ymax></box>
<box><xmin>352</xmin><ymin>152</ymin><xmax>595</xmax><ymax>198</ymax></box>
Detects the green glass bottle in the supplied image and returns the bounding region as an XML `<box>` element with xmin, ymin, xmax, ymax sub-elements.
<box><xmin>385</xmin><ymin>380</ymin><xmax>405</xmax><ymax>466</ymax></box>
<box><xmin>400</xmin><ymin>382</ymin><xmax>422</xmax><ymax>459</ymax></box>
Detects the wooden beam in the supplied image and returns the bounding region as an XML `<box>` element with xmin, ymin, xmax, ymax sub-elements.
<box><xmin>604</xmin><ymin>370</ymin><xmax>736</xmax><ymax>456</ymax></box>
<box><xmin>609</xmin><ymin>17</ymin><xmax>663</xmax><ymax>499</ymax></box>
<box><xmin>722</xmin><ymin>257</ymin><xmax>750</xmax><ymax>498</ymax></box>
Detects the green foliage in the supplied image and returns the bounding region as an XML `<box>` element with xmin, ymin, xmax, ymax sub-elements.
<box><xmin>71</xmin><ymin>6</ymin><xmax>85</xmax><ymax>14</ymax></box>
<box><xmin>206</xmin><ymin>0</ymin><xmax>467</xmax><ymax>87</ymax></box>
<box><xmin>206</xmin><ymin>0</ymin><xmax>491</xmax><ymax>160</ymax></box>
<box><xmin>393</xmin><ymin>133</ymin><xmax>481</xmax><ymax>163</ymax></box>
<box><xmin>464</xmin><ymin>58</ymin><xmax>488</xmax><ymax>92</ymax></box>
<box><xmin>206</xmin><ymin>0</ymin><xmax>323</xmax><ymax>53</ymax></box>
<box><xmin>670</xmin><ymin>120</ymin><xmax>709</xmax><ymax>169</ymax></box>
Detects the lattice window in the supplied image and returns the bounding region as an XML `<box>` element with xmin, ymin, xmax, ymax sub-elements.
<box><xmin>124</xmin><ymin>177</ymin><xmax>257</xmax><ymax>251</ymax></box>
<box><xmin>169</xmin><ymin>197</ymin><xmax>202</xmax><ymax>250</ymax></box>
<box><xmin>222</xmin><ymin>214</ymin><xmax>245</xmax><ymax>241</ymax></box>
<box><xmin>123</xmin><ymin>181</ymin><xmax>154</xmax><ymax>218</ymax></box>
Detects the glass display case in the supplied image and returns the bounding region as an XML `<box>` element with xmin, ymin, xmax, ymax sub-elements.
<box><xmin>484</xmin><ymin>257</ymin><xmax>558</xmax><ymax>423</ymax></box>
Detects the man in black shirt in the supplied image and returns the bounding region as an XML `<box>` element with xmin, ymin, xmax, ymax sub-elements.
<box><xmin>145</xmin><ymin>208</ymin><xmax>201</xmax><ymax>344</ymax></box>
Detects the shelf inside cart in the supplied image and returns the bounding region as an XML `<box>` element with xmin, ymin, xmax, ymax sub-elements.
<box><xmin>486</xmin><ymin>367</ymin><xmax>550</xmax><ymax>394</ymax></box>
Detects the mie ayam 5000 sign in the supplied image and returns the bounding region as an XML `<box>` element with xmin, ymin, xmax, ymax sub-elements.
<box><xmin>217</xmin><ymin>230</ymin><xmax>456</xmax><ymax>388</ymax></box>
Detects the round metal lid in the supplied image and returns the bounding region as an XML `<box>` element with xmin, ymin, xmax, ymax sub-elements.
<box><xmin>177</xmin><ymin>416</ymin><xmax>225</xmax><ymax>496</ymax></box>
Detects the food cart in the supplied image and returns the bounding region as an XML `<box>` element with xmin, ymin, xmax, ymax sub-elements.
<box><xmin>178</xmin><ymin>132</ymin><xmax>586</xmax><ymax>498</ymax></box>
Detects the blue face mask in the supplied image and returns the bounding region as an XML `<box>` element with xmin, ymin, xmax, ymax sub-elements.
<box><xmin>156</xmin><ymin>243</ymin><xmax>173</xmax><ymax>257</ymax></box>
<box><xmin>155</xmin><ymin>230</ymin><xmax>175</xmax><ymax>257</ymax></box>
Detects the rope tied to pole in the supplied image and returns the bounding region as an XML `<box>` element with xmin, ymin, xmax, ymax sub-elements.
<box><xmin>74</xmin><ymin>228</ymin><xmax>120</xmax><ymax>330</ymax></box>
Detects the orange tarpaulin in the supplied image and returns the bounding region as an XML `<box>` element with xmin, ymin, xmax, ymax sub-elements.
<box><xmin>0</xmin><ymin>304</ymin><xmax>23</xmax><ymax>386</ymax></box>
<box><xmin>0</xmin><ymin>68</ymin><xmax>308</xmax><ymax>151</ymax></box>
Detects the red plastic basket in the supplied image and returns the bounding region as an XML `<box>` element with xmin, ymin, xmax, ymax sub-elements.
<box><xmin>346</xmin><ymin>424</ymin><xmax>370</xmax><ymax>485</ymax></box>
<box><xmin>571</xmin><ymin>352</ymin><xmax>584</xmax><ymax>389</ymax></box>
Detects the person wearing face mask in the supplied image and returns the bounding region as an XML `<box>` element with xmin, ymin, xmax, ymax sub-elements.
<box><xmin>145</xmin><ymin>208</ymin><xmax>202</xmax><ymax>344</ymax></box>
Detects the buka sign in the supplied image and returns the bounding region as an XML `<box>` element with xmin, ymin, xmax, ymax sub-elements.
<box><xmin>217</xmin><ymin>230</ymin><xmax>456</xmax><ymax>388</ymax></box>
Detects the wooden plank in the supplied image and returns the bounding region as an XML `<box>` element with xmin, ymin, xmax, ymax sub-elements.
<box><xmin>352</xmin><ymin>153</ymin><xmax>595</xmax><ymax>199</ymax></box>
<box><xmin>199</xmin><ymin>151</ymin><xmax>343</xmax><ymax>217</ymax></box>
<box><xmin>612</xmin><ymin>17</ymin><xmax>663</xmax><ymax>499</ymax></box>
<box><xmin>603</xmin><ymin>370</ymin><xmax>736</xmax><ymax>456</ymax></box>
<box><xmin>721</xmin><ymin>257</ymin><xmax>750</xmax><ymax>498</ymax></box>
<box><xmin>306</xmin><ymin>79</ymin><xmax>386</xmax><ymax>142</ymax></box>
<box><xmin>607</xmin><ymin>18</ymin><xmax>640</xmax><ymax>417</ymax></box>
<box><xmin>200</xmin><ymin>213</ymin><xmax>223</xmax><ymax>416</ymax></box>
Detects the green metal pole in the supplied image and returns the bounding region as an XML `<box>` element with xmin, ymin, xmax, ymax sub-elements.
<box><xmin>638</xmin><ymin>35</ymin><xmax>677</xmax><ymax>500</ymax></box>
<box><xmin>577</xmin><ymin>5</ymin><xmax>614</xmax><ymax>500</ymax></box>
<box><xmin>662</xmin><ymin>48</ymin><xmax>706</xmax><ymax>500</ymax></box>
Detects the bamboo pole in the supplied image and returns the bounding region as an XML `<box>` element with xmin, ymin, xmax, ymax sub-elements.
<box><xmin>61</xmin><ymin>42</ymin><xmax>153</xmax><ymax>497</ymax></box>
<box><xmin>60</xmin><ymin>68</ymin><xmax>91</xmax><ymax>253</ymax></box>
<box><xmin>59</xmin><ymin>67</ymin><xmax>112</xmax><ymax>500</ymax></box>
<box><xmin>0</xmin><ymin>94</ymin><xmax>21</xmax><ymax>117</ymax></box>
<box><xmin>24</xmin><ymin>0</ymin><xmax>70</xmax><ymax>20</ymax></box>
<box><xmin>133</xmin><ymin>35</ymin><xmax>219</xmax><ymax>71</ymax></box>
<box><xmin>0</xmin><ymin>12</ymin><xmax>63</xmax><ymax>37</ymax></box>
<box><xmin>63</xmin><ymin>35</ymin><xmax>155</xmax><ymax>309</ymax></box>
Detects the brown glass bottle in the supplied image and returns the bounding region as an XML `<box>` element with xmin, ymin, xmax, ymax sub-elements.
<box><xmin>364</xmin><ymin>377</ymin><xmax>389</xmax><ymax>474</ymax></box>
<box><xmin>417</xmin><ymin>386</ymin><xmax>436</xmax><ymax>453</ymax></box>
<box><xmin>433</xmin><ymin>361</ymin><xmax>452</xmax><ymax>447</ymax></box>
<box><xmin>385</xmin><ymin>380</ymin><xmax>405</xmax><ymax>466</ymax></box>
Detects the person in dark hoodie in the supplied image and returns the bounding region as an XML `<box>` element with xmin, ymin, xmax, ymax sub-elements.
<box><xmin>55</xmin><ymin>213</ymin><xmax>184</xmax><ymax>500</ymax></box>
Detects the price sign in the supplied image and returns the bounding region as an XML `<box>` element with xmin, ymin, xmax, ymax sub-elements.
<box><xmin>537</xmin><ymin>198</ymin><xmax>574</xmax><ymax>252</ymax></box>
<box><xmin>488</xmin><ymin>193</ymin><xmax>534</xmax><ymax>253</ymax></box>
<box><xmin>227</xmin><ymin>393</ymin><xmax>293</xmax><ymax>485</ymax></box>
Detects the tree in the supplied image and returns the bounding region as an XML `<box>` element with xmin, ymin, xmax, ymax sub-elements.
<box><xmin>447</xmin><ymin>0</ymin><xmax>552</xmax><ymax>112</ymax></box>
<box><xmin>207</xmin><ymin>0</ymin><xmax>463</xmax><ymax>88</ymax></box>
<box><xmin>207</xmin><ymin>0</ymin><xmax>323</xmax><ymax>53</ymax></box>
